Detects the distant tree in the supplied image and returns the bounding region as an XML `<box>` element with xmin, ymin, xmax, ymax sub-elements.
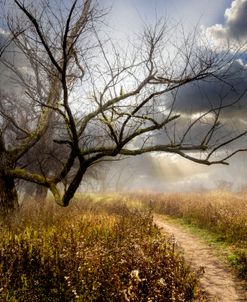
<box><xmin>18</xmin><ymin>113</ymin><xmax>71</xmax><ymax>202</ymax></box>
<box><xmin>0</xmin><ymin>0</ymin><xmax>247</xmax><ymax>215</ymax></box>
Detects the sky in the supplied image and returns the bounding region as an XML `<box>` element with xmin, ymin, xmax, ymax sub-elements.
<box><xmin>100</xmin><ymin>0</ymin><xmax>247</xmax><ymax>192</ymax></box>
<box><xmin>106</xmin><ymin>0</ymin><xmax>232</xmax><ymax>31</ymax></box>
<box><xmin>1</xmin><ymin>0</ymin><xmax>247</xmax><ymax>192</ymax></box>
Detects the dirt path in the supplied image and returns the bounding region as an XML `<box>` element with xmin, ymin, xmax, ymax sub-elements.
<box><xmin>154</xmin><ymin>215</ymin><xmax>247</xmax><ymax>302</ymax></box>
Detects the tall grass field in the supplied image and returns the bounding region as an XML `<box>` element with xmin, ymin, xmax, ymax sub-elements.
<box><xmin>0</xmin><ymin>195</ymin><xmax>205</xmax><ymax>302</ymax></box>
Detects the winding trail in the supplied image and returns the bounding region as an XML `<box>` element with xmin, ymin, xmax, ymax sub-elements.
<box><xmin>154</xmin><ymin>215</ymin><xmax>247</xmax><ymax>302</ymax></box>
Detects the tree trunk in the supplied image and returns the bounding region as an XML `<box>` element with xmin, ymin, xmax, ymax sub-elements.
<box><xmin>0</xmin><ymin>133</ymin><xmax>19</xmax><ymax>216</ymax></box>
<box><xmin>0</xmin><ymin>172</ymin><xmax>18</xmax><ymax>216</ymax></box>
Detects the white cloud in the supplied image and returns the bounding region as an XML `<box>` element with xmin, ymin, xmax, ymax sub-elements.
<box><xmin>206</xmin><ymin>0</ymin><xmax>247</xmax><ymax>44</ymax></box>
<box><xmin>0</xmin><ymin>27</ymin><xmax>9</xmax><ymax>37</ymax></box>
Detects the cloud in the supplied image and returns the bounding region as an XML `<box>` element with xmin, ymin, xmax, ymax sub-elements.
<box><xmin>0</xmin><ymin>27</ymin><xmax>10</xmax><ymax>54</ymax></box>
<box><xmin>0</xmin><ymin>28</ymin><xmax>30</xmax><ymax>94</ymax></box>
<box><xmin>171</xmin><ymin>59</ymin><xmax>247</xmax><ymax>117</ymax></box>
<box><xmin>137</xmin><ymin>59</ymin><xmax>247</xmax><ymax>161</ymax></box>
<box><xmin>206</xmin><ymin>0</ymin><xmax>247</xmax><ymax>43</ymax></box>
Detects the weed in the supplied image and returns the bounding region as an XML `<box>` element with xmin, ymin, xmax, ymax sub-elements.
<box><xmin>0</xmin><ymin>197</ymin><xmax>205</xmax><ymax>301</ymax></box>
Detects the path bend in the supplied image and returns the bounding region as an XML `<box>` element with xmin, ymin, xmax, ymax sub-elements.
<box><xmin>154</xmin><ymin>216</ymin><xmax>247</xmax><ymax>302</ymax></box>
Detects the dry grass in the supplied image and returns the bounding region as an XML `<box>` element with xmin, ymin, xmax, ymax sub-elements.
<box><xmin>134</xmin><ymin>191</ymin><xmax>247</xmax><ymax>280</ymax></box>
<box><xmin>0</xmin><ymin>195</ymin><xmax>205</xmax><ymax>302</ymax></box>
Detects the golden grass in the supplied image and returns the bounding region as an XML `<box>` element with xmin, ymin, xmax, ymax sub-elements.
<box><xmin>133</xmin><ymin>190</ymin><xmax>247</xmax><ymax>280</ymax></box>
<box><xmin>0</xmin><ymin>196</ymin><xmax>205</xmax><ymax>302</ymax></box>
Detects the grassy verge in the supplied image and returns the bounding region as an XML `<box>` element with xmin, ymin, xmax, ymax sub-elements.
<box><xmin>155</xmin><ymin>214</ymin><xmax>239</xmax><ymax>265</ymax></box>
<box><xmin>0</xmin><ymin>195</ymin><xmax>205</xmax><ymax>302</ymax></box>
<box><xmin>133</xmin><ymin>191</ymin><xmax>247</xmax><ymax>281</ymax></box>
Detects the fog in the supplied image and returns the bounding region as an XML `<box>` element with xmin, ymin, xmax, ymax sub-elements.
<box><xmin>80</xmin><ymin>151</ymin><xmax>247</xmax><ymax>193</ymax></box>
<box><xmin>1</xmin><ymin>0</ymin><xmax>247</xmax><ymax>196</ymax></box>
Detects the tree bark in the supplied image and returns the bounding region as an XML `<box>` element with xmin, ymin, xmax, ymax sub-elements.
<box><xmin>0</xmin><ymin>172</ymin><xmax>18</xmax><ymax>216</ymax></box>
<box><xmin>0</xmin><ymin>133</ymin><xmax>18</xmax><ymax>216</ymax></box>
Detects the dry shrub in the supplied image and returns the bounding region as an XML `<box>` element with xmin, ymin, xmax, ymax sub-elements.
<box><xmin>0</xmin><ymin>197</ymin><xmax>205</xmax><ymax>301</ymax></box>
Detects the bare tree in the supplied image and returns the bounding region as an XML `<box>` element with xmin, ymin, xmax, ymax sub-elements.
<box><xmin>0</xmin><ymin>0</ymin><xmax>246</xmax><ymax>215</ymax></box>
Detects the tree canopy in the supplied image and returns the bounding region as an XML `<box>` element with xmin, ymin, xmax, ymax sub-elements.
<box><xmin>0</xmin><ymin>0</ymin><xmax>246</xmax><ymax>214</ymax></box>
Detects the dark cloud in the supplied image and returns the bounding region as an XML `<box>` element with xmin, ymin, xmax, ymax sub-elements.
<box><xmin>136</xmin><ymin>59</ymin><xmax>247</xmax><ymax>162</ymax></box>
<box><xmin>170</xmin><ymin>59</ymin><xmax>247</xmax><ymax>117</ymax></box>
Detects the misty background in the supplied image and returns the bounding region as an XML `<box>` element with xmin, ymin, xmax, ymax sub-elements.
<box><xmin>1</xmin><ymin>0</ymin><xmax>247</xmax><ymax>193</ymax></box>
